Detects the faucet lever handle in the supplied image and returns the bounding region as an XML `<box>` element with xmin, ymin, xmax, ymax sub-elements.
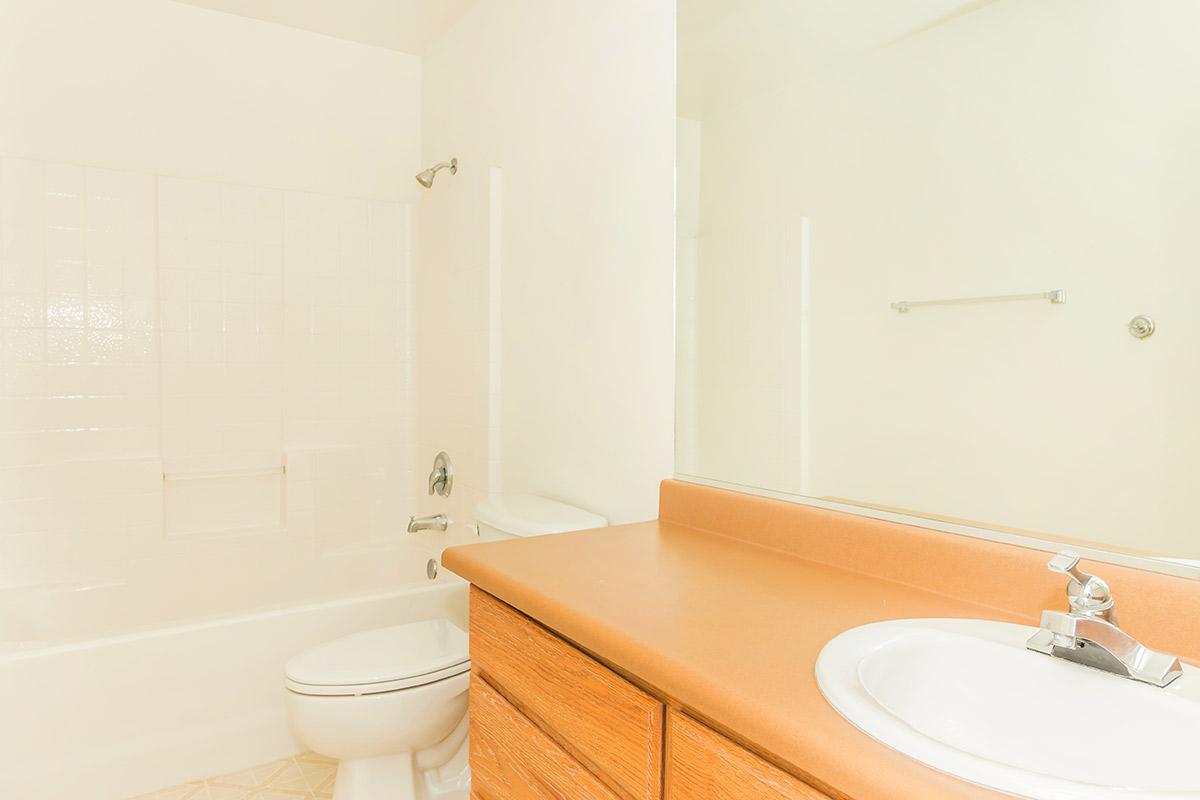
<box><xmin>1047</xmin><ymin>550</ymin><xmax>1114</xmax><ymax>619</ymax></box>
<box><xmin>1048</xmin><ymin>551</ymin><xmax>1088</xmax><ymax>583</ymax></box>
<box><xmin>427</xmin><ymin>451</ymin><xmax>453</xmax><ymax>497</ymax></box>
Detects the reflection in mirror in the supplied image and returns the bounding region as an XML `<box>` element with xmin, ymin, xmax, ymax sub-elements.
<box><xmin>675</xmin><ymin>0</ymin><xmax>1200</xmax><ymax>563</ymax></box>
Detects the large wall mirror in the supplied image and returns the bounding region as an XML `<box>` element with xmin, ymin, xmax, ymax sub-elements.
<box><xmin>675</xmin><ymin>0</ymin><xmax>1200</xmax><ymax>573</ymax></box>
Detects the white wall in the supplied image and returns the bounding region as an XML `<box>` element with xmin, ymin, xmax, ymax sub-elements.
<box><xmin>0</xmin><ymin>0</ymin><xmax>420</xmax><ymax>200</ymax></box>
<box><xmin>417</xmin><ymin>1</ymin><xmax>676</xmax><ymax>526</ymax></box>
<box><xmin>0</xmin><ymin>0</ymin><xmax>430</xmax><ymax>605</ymax></box>
<box><xmin>685</xmin><ymin>0</ymin><xmax>1200</xmax><ymax>555</ymax></box>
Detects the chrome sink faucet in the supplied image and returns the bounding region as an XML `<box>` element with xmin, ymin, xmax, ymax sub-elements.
<box><xmin>1026</xmin><ymin>551</ymin><xmax>1183</xmax><ymax>687</ymax></box>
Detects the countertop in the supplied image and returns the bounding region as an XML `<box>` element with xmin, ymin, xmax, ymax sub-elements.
<box><xmin>443</xmin><ymin>480</ymin><xmax>1200</xmax><ymax>800</ymax></box>
<box><xmin>444</xmin><ymin>519</ymin><xmax>1024</xmax><ymax>799</ymax></box>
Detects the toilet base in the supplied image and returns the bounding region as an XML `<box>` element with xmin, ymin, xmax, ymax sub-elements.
<box><xmin>333</xmin><ymin>753</ymin><xmax>415</xmax><ymax>800</ymax></box>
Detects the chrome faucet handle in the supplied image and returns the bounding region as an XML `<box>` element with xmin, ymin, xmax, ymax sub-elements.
<box><xmin>427</xmin><ymin>451</ymin><xmax>453</xmax><ymax>497</ymax></box>
<box><xmin>1047</xmin><ymin>551</ymin><xmax>1115</xmax><ymax>622</ymax></box>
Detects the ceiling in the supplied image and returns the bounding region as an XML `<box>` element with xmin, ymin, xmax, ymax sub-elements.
<box><xmin>170</xmin><ymin>0</ymin><xmax>476</xmax><ymax>54</ymax></box>
<box><xmin>678</xmin><ymin>0</ymin><xmax>996</xmax><ymax>118</ymax></box>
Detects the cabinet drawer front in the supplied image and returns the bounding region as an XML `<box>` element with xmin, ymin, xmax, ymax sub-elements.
<box><xmin>471</xmin><ymin>674</ymin><xmax>620</xmax><ymax>800</ymax></box>
<box><xmin>470</xmin><ymin>588</ymin><xmax>664</xmax><ymax>800</ymax></box>
<box><xmin>667</xmin><ymin>711</ymin><xmax>833</xmax><ymax>800</ymax></box>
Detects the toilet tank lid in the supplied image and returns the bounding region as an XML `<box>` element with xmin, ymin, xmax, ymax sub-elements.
<box><xmin>475</xmin><ymin>494</ymin><xmax>607</xmax><ymax>537</ymax></box>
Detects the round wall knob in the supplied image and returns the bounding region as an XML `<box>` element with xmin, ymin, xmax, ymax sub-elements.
<box><xmin>1128</xmin><ymin>315</ymin><xmax>1155</xmax><ymax>340</ymax></box>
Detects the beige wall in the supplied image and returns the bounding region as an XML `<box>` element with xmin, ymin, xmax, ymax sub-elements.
<box><xmin>0</xmin><ymin>0</ymin><xmax>430</xmax><ymax>603</ymax></box>
<box><xmin>418</xmin><ymin>1</ymin><xmax>676</xmax><ymax>526</ymax></box>
<box><xmin>683</xmin><ymin>0</ymin><xmax>1200</xmax><ymax>556</ymax></box>
<box><xmin>0</xmin><ymin>0</ymin><xmax>420</xmax><ymax>200</ymax></box>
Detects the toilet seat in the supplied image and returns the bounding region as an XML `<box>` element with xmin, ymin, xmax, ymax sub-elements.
<box><xmin>285</xmin><ymin>619</ymin><xmax>470</xmax><ymax>697</ymax></box>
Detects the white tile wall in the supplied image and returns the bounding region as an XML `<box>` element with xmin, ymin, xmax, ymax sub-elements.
<box><xmin>283</xmin><ymin>193</ymin><xmax>414</xmax><ymax>551</ymax></box>
<box><xmin>0</xmin><ymin>155</ymin><xmax>416</xmax><ymax>588</ymax></box>
<box><xmin>414</xmin><ymin>165</ymin><xmax>497</xmax><ymax>531</ymax></box>
<box><xmin>0</xmin><ymin>157</ymin><xmax>161</xmax><ymax>584</ymax></box>
<box><xmin>158</xmin><ymin>177</ymin><xmax>284</xmax><ymax>477</ymax></box>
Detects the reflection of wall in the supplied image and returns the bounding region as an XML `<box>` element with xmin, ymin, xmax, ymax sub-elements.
<box><xmin>0</xmin><ymin>0</ymin><xmax>425</xmax><ymax>592</ymax></box>
<box><xmin>690</xmin><ymin>0</ymin><xmax>1200</xmax><ymax>555</ymax></box>
<box><xmin>675</xmin><ymin>118</ymin><xmax>702</xmax><ymax>477</ymax></box>
<box><xmin>682</xmin><ymin>129</ymin><xmax>809</xmax><ymax>494</ymax></box>
<box><xmin>419</xmin><ymin>0</ymin><xmax>676</xmax><ymax>525</ymax></box>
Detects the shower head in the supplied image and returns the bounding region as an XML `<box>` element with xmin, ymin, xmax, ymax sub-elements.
<box><xmin>415</xmin><ymin>158</ymin><xmax>458</xmax><ymax>188</ymax></box>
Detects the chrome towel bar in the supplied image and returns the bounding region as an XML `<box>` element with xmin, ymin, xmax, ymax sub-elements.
<box><xmin>891</xmin><ymin>289</ymin><xmax>1065</xmax><ymax>313</ymax></box>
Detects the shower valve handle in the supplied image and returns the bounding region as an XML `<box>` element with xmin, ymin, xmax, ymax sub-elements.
<box><xmin>427</xmin><ymin>451</ymin><xmax>453</xmax><ymax>497</ymax></box>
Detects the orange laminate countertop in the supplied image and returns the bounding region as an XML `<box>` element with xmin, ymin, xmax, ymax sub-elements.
<box><xmin>442</xmin><ymin>480</ymin><xmax>1200</xmax><ymax>800</ymax></box>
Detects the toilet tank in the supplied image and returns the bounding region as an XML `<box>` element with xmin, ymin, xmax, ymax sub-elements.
<box><xmin>474</xmin><ymin>495</ymin><xmax>607</xmax><ymax>540</ymax></box>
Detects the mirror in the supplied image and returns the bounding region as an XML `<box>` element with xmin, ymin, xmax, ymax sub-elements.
<box><xmin>675</xmin><ymin>0</ymin><xmax>1200</xmax><ymax>568</ymax></box>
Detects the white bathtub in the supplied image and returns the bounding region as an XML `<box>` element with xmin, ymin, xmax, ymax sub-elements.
<box><xmin>0</xmin><ymin>570</ymin><xmax>468</xmax><ymax>800</ymax></box>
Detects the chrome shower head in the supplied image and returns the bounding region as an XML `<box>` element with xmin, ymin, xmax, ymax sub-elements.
<box><xmin>415</xmin><ymin>157</ymin><xmax>458</xmax><ymax>188</ymax></box>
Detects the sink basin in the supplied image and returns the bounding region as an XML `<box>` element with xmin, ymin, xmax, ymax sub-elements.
<box><xmin>816</xmin><ymin>619</ymin><xmax>1200</xmax><ymax>800</ymax></box>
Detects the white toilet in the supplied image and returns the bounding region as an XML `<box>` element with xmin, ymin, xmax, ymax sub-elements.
<box><xmin>285</xmin><ymin>619</ymin><xmax>471</xmax><ymax>800</ymax></box>
<box><xmin>284</xmin><ymin>494</ymin><xmax>605</xmax><ymax>800</ymax></box>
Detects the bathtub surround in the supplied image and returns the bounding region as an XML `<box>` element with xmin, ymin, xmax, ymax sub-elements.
<box><xmin>419</xmin><ymin>0</ymin><xmax>677</xmax><ymax>526</ymax></box>
<box><xmin>0</xmin><ymin>157</ymin><xmax>423</xmax><ymax>606</ymax></box>
<box><xmin>0</xmin><ymin>160</ymin><xmax>162</xmax><ymax>583</ymax></box>
<box><xmin>0</xmin><ymin>2</ymin><xmax>434</xmax><ymax>798</ymax></box>
<box><xmin>0</xmin><ymin>0</ymin><xmax>425</xmax><ymax>614</ymax></box>
<box><xmin>413</xmin><ymin>165</ymin><xmax>502</xmax><ymax>535</ymax></box>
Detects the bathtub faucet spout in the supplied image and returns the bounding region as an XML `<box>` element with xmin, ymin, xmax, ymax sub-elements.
<box><xmin>408</xmin><ymin>514</ymin><xmax>449</xmax><ymax>533</ymax></box>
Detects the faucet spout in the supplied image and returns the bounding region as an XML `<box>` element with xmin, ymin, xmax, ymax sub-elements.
<box><xmin>408</xmin><ymin>513</ymin><xmax>449</xmax><ymax>533</ymax></box>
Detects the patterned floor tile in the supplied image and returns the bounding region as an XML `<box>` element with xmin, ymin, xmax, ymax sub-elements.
<box><xmin>193</xmin><ymin>783</ymin><xmax>256</xmax><ymax>800</ymax></box>
<box><xmin>267</xmin><ymin>760</ymin><xmax>336</xmax><ymax>793</ymax></box>
<box><xmin>209</xmin><ymin>760</ymin><xmax>289</xmax><ymax>789</ymax></box>
<box><xmin>296</xmin><ymin>751</ymin><xmax>336</xmax><ymax>766</ymax></box>
<box><xmin>131</xmin><ymin>785</ymin><xmax>203</xmax><ymax>800</ymax></box>
<box><xmin>129</xmin><ymin>755</ymin><xmax>335</xmax><ymax>800</ymax></box>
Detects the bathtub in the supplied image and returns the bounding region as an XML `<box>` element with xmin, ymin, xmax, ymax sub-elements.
<box><xmin>0</xmin><ymin>561</ymin><xmax>468</xmax><ymax>800</ymax></box>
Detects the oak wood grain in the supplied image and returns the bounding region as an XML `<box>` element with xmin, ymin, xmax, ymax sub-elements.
<box><xmin>470</xmin><ymin>673</ymin><xmax>621</xmax><ymax>800</ymax></box>
<box><xmin>666</xmin><ymin>710</ymin><xmax>834</xmax><ymax>800</ymax></box>
<box><xmin>470</xmin><ymin>587</ymin><xmax>664</xmax><ymax>800</ymax></box>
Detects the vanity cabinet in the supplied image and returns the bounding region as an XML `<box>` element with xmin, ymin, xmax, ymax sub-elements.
<box><xmin>469</xmin><ymin>588</ymin><xmax>834</xmax><ymax>800</ymax></box>
<box><xmin>470</xmin><ymin>674</ymin><xmax>621</xmax><ymax>800</ymax></box>
<box><xmin>666</xmin><ymin>710</ymin><xmax>833</xmax><ymax>800</ymax></box>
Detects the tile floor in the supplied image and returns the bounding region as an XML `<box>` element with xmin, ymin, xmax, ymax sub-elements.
<box><xmin>131</xmin><ymin>753</ymin><xmax>336</xmax><ymax>800</ymax></box>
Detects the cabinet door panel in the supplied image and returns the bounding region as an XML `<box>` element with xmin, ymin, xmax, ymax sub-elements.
<box><xmin>667</xmin><ymin>710</ymin><xmax>833</xmax><ymax>800</ymax></box>
<box><xmin>471</xmin><ymin>673</ymin><xmax>621</xmax><ymax>800</ymax></box>
<box><xmin>470</xmin><ymin>588</ymin><xmax>663</xmax><ymax>800</ymax></box>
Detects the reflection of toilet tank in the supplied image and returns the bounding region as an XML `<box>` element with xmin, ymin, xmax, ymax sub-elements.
<box><xmin>475</xmin><ymin>494</ymin><xmax>607</xmax><ymax>540</ymax></box>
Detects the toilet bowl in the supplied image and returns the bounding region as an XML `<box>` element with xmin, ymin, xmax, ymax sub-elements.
<box><xmin>285</xmin><ymin>619</ymin><xmax>471</xmax><ymax>800</ymax></box>
<box><xmin>285</xmin><ymin>496</ymin><xmax>605</xmax><ymax>800</ymax></box>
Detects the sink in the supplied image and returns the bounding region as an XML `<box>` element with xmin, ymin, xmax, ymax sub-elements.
<box><xmin>816</xmin><ymin>619</ymin><xmax>1200</xmax><ymax>800</ymax></box>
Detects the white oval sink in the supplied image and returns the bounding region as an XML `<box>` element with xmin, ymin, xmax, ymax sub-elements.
<box><xmin>816</xmin><ymin>619</ymin><xmax>1200</xmax><ymax>800</ymax></box>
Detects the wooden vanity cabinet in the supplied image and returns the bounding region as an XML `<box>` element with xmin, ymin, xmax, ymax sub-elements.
<box><xmin>666</xmin><ymin>710</ymin><xmax>834</xmax><ymax>800</ymax></box>
<box><xmin>468</xmin><ymin>588</ymin><xmax>834</xmax><ymax>800</ymax></box>
<box><xmin>470</xmin><ymin>674</ymin><xmax>621</xmax><ymax>800</ymax></box>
